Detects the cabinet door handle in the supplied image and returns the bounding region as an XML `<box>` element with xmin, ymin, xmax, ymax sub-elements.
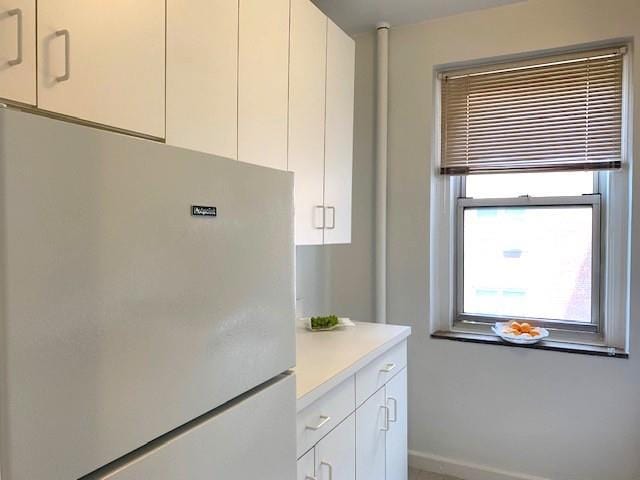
<box><xmin>325</xmin><ymin>206</ymin><xmax>336</xmax><ymax>230</ymax></box>
<box><xmin>380</xmin><ymin>405</ymin><xmax>390</xmax><ymax>431</ymax></box>
<box><xmin>320</xmin><ymin>461</ymin><xmax>333</xmax><ymax>480</ymax></box>
<box><xmin>305</xmin><ymin>415</ymin><xmax>331</xmax><ymax>431</ymax></box>
<box><xmin>7</xmin><ymin>8</ymin><xmax>22</xmax><ymax>66</ymax></box>
<box><xmin>55</xmin><ymin>29</ymin><xmax>70</xmax><ymax>82</ymax></box>
<box><xmin>305</xmin><ymin>476</ymin><xmax>317</xmax><ymax>480</ymax></box>
<box><xmin>314</xmin><ymin>205</ymin><xmax>325</xmax><ymax>230</ymax></box>
<box><xmin>387</xmin><ymin>396</ymin><xmax>398</xmax><ymax>423</ymax></box>
<box><xmin>380</xmin><ymin>362</ymin><xmax>396</xmax><ymax>373</ymax></box>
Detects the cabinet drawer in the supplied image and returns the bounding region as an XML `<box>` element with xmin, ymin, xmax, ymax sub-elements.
<box><xmin>355</xmin><ymin>341</ymin><xmax>407</xmax><ymax>407</ymax></box>
<box><xmin>297</xmin><ymin>375</ymin><xmax>355</xmax><ymax>458</ymax></box>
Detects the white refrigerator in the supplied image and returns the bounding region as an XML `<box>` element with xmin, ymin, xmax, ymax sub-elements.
<box><xmin>0</xmin><ymin>108</ymin><xmax>296</xmax><ymax>480</ymax></box>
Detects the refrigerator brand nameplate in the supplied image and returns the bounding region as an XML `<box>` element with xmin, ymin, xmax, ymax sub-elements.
<box><xmin>192</xmin><ymin>205</ymin><xmax>217</xmax><ymax>217</ymax></box>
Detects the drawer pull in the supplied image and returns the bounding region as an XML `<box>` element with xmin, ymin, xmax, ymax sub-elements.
<box><xmin>306</xmin><ymin>415</ymin><xmax>331</xmax><ymax>431</ymax></box>
<box><xmin>314</xmin><ymin>205</ymin><xmax>325</xmax><ymax>229</ymax></box>
<box><xmin>325</xmin><ymin>206</ymin><xmax>336</xmax><ymax>230</ymax></box>
<box><xmin>320</xmin><ymin>461</ymin><xmax>333</xmax><ymax>480</ymax></box>
<box><xmin>380</xmin><ymin>405</ymin><xmax>390</xmax><ymax>431</ymax></box>
<box><xmin>7</xmin><ymin>8</ymin><xmax>22</xmax><ymax>66</ymax></box>
<box><xmin>380</xmin><ymin>362</ymin><xmax>396</xmax><ymax>373</ymax></box>
<box><xmin>305</xmin><ymin>477</ymin><xmax>317</xmax><ymax>480</ymax></box>
<box><xmin>387</xmin><ymin>396</ymin><xmax>398</xmax><ymax>422</ymax></box>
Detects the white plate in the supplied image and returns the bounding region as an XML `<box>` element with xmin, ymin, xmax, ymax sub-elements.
<box><xmin>300</xmin><ymin>317</ymin><xmax>355</xmax><ymax>332</ymax></box>
<box><xmin>492</xmin><ymin>322</ymin><xmax>549</xmax><ymax>345</ymax></box>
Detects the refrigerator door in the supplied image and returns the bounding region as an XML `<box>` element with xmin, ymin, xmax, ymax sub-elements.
<box><xmin>86</xmin><ymin>374</ymin><xmax>296</xmax><ymax>480</ymax></box>
<box><xmin>0</xmin><ymin>108</ymin><xmax>295</xmax><ymax>480</ymax></box>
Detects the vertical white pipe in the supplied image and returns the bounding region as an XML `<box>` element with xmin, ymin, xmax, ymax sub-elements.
<box><xmin>375</xmin><ymin>22</ymin><xmax>390</xmax><ymax>324</ymax></box>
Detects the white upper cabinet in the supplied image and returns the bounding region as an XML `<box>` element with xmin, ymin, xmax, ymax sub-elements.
<box><xmin>288</xmin><ymin>0</ymin><xmax>327</xmax><ymax>245</ymax></box>
<box><xmin>0</xmin><ymin>0</ymin><xmax>35</xmax><ymax>105</ymax></box>
<box><xmin>37</xmin><ymin>0</ymin><xmax>165</xmax><ymax>138</ymax></box>
<box><xmin>288</xmin><ymin>3</ymin><xmax>355</xmax><ymax>246</ymax></box>
<box><xmin>166</xmin><ymin>0</ymin><xmax>238</xmax><ymax>159</ymax></box>
<box><xmin>238</xmin><ymin>0</ymin><xmax>290</xmax><ymax>170</ymax></box>
<box><xmin>323</xmin><ymin>19</ymin><xmax>355</xmax><ymax>245</ymax></box>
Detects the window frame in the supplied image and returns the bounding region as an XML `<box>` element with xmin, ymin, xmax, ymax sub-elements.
<box><xmin>453</xmin><ymin>177</ymin><xmax>602</xmax><ymax>334</ymax></box>
<box><xmin>429</xmin><ymin>42</ymin><xmax>632</xmax><ymax>354</ymax></box>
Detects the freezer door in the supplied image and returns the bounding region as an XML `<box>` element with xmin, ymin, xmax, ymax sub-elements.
<box><xmin>86</xmin><ymin>374</ymin><xmax>296</xmax><ymax>480</ymax></box>
<box><xmin>0</xmin><ymin>109</ymin><xmax>295</xmax><ymax>480</ymax></box>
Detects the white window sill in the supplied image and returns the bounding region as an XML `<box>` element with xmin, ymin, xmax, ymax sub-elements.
<box><xmin>431</xmin><ymin>330</ymin><xmax>629</xmax><ymax>359</ymax></box>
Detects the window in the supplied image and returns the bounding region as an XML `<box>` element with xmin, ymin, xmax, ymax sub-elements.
<box><xmin>457</xmin><ymin>172</ymin><xmax>600</xmax><ymax>332</ymax></box>
<box><xmin>431</xmin><ymin>45</ymin><xmax>631</xmax><ymax>355</ymax></box>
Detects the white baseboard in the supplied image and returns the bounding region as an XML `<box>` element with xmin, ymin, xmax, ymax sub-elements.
<box><xmin>409</xmin><ymin>450</ymin><xmax>551</xmax><ymax>480</ymax></box>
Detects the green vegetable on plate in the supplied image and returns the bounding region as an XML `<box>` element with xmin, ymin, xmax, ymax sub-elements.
<box><xmin>310</xmin><ymin>315</ymin><xmax>339</xmax><ymax>330</ymax></box>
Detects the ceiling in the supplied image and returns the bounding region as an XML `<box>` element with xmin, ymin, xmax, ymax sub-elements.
<box><xmin>311</xmin><ymin>0</ymin><xmax>525</xmax><ymax>34</ymax></box>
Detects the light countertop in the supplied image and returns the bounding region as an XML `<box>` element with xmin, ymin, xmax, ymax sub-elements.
<box><xmin>294</xmin><ymin>321</ymin><xmax>411</xmax><ymax>411</ymax></box>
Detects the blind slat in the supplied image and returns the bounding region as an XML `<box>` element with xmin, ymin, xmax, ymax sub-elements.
<box><xmin>440</xmin><ymin>47</ymin><xmax>624</xmax><ymax>175</ymax></box>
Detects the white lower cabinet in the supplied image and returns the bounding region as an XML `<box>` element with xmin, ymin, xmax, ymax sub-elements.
<box><xmin>297</xmin><ymin>340</ymin><xmax>408</xmax><ymax>480</ymax></box>
<box><xmin>355</xmin><ymin>369</ymin><xmax>408</xmax><ymax>480</ymax></box>
<box><xmin>356</xmin><ymin>387</ymin><xmax>387</xmax><ymax>480</ymax></box>
<box><xmin>385</xmin><ymin>368</ymin><xmax>408</xmax><ymax>480</ymax></box>
<box><xmin>316</xmin><ymin>415</ymin><xmax>356</xmax><ymax>480</ymax></box>
<box><xmin>297</xmin><ymin>448</ymin><xmax>315</xmax><ymax>480</ymax></box>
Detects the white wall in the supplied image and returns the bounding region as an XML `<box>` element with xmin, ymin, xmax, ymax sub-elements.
<box><xmin>295</xmin><ymin>30</ymin><xmax>377</xmax><ymax>322</ymax></box>
<box><xmin>297</xmin><ymin>0</ymin><xmax>640</xmax><ymax>479</ymax></box>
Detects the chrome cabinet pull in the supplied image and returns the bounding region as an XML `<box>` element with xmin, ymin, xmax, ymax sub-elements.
<box><xmin>380</xmin><ymin>405</ymin><xmax>390</xmax><ymax>431</ymax></box>
<box><xmin>314</xmin><ymin>205</ymin><xmax>325</xmax><ymax>229</ymax></box>
<box><xmin>55</xmin><ymin>29</ymin><xmax>70</xmax><ymax>82</ymax></box>
<box><xmin>325</xmin><ymin>206</ymin><xmax>336</xmax><ymax>230</ymax></box>
<box><xmin>305</xmin><ymin>415</ymin><xmax>331</xmax><ymax>431</ymax></box>
<box><xmin>7</xmin><ymin>8</ymin><xmax>22</xmax><ymax>66</ymax></box>
<box><xmin>320</xmin><ymin>461</ymin><xmax>333</xmax><ymax>480</ymax></box>
<box><xmin>387</xmin><ymin>396</ymin><xmax>398</xmax><ymax>422</ymax></box>
<box><xmin>380</xmin><ymin>362</ymin><xmax>396</xmax><ymax>373</ymax></box>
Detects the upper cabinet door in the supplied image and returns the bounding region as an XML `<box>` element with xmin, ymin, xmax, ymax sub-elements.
<box><xmin>323</xmin><ymin>20</ymin><xmax>355</xmax><ymax>245</ymax></box>
<box><xmin>288</xmin><ymin>0</ymin><xmax>327</xmax><ymax>245</ymax></box>
<box><xmin>166</xmin><ymin>0</ymin><xmax>238</xmax><ymax>159</ymax></box>
<box><xmin>0</xmin><ymin>0</ymin><xmax>35</xmax><ymax>105</ymax></box>
<box><xmin>37</xmin><ymin>0</ymin><xmax>165</xmax><ymax>138</ymax></box>
<box><xmin>385</xmin><ymin>368</ymin><xmax>408</xmax><ymax>480</ymax></box>
<box><xmin>238</xmin><ymin>0</ymin><xmax>290</xmax><ymax>170</ymax></box>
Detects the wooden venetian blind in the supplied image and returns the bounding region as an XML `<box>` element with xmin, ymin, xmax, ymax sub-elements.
<box><xmin>440</xmin><ymin>47</ymin><xmax>625</xmax><ymax>175</ymax></box>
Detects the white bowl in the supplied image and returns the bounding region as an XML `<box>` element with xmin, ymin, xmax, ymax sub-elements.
<box><xmin>492</xmin><ymin>322</ymin><xmax>549</xmax><ymax>345</ymax></box>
